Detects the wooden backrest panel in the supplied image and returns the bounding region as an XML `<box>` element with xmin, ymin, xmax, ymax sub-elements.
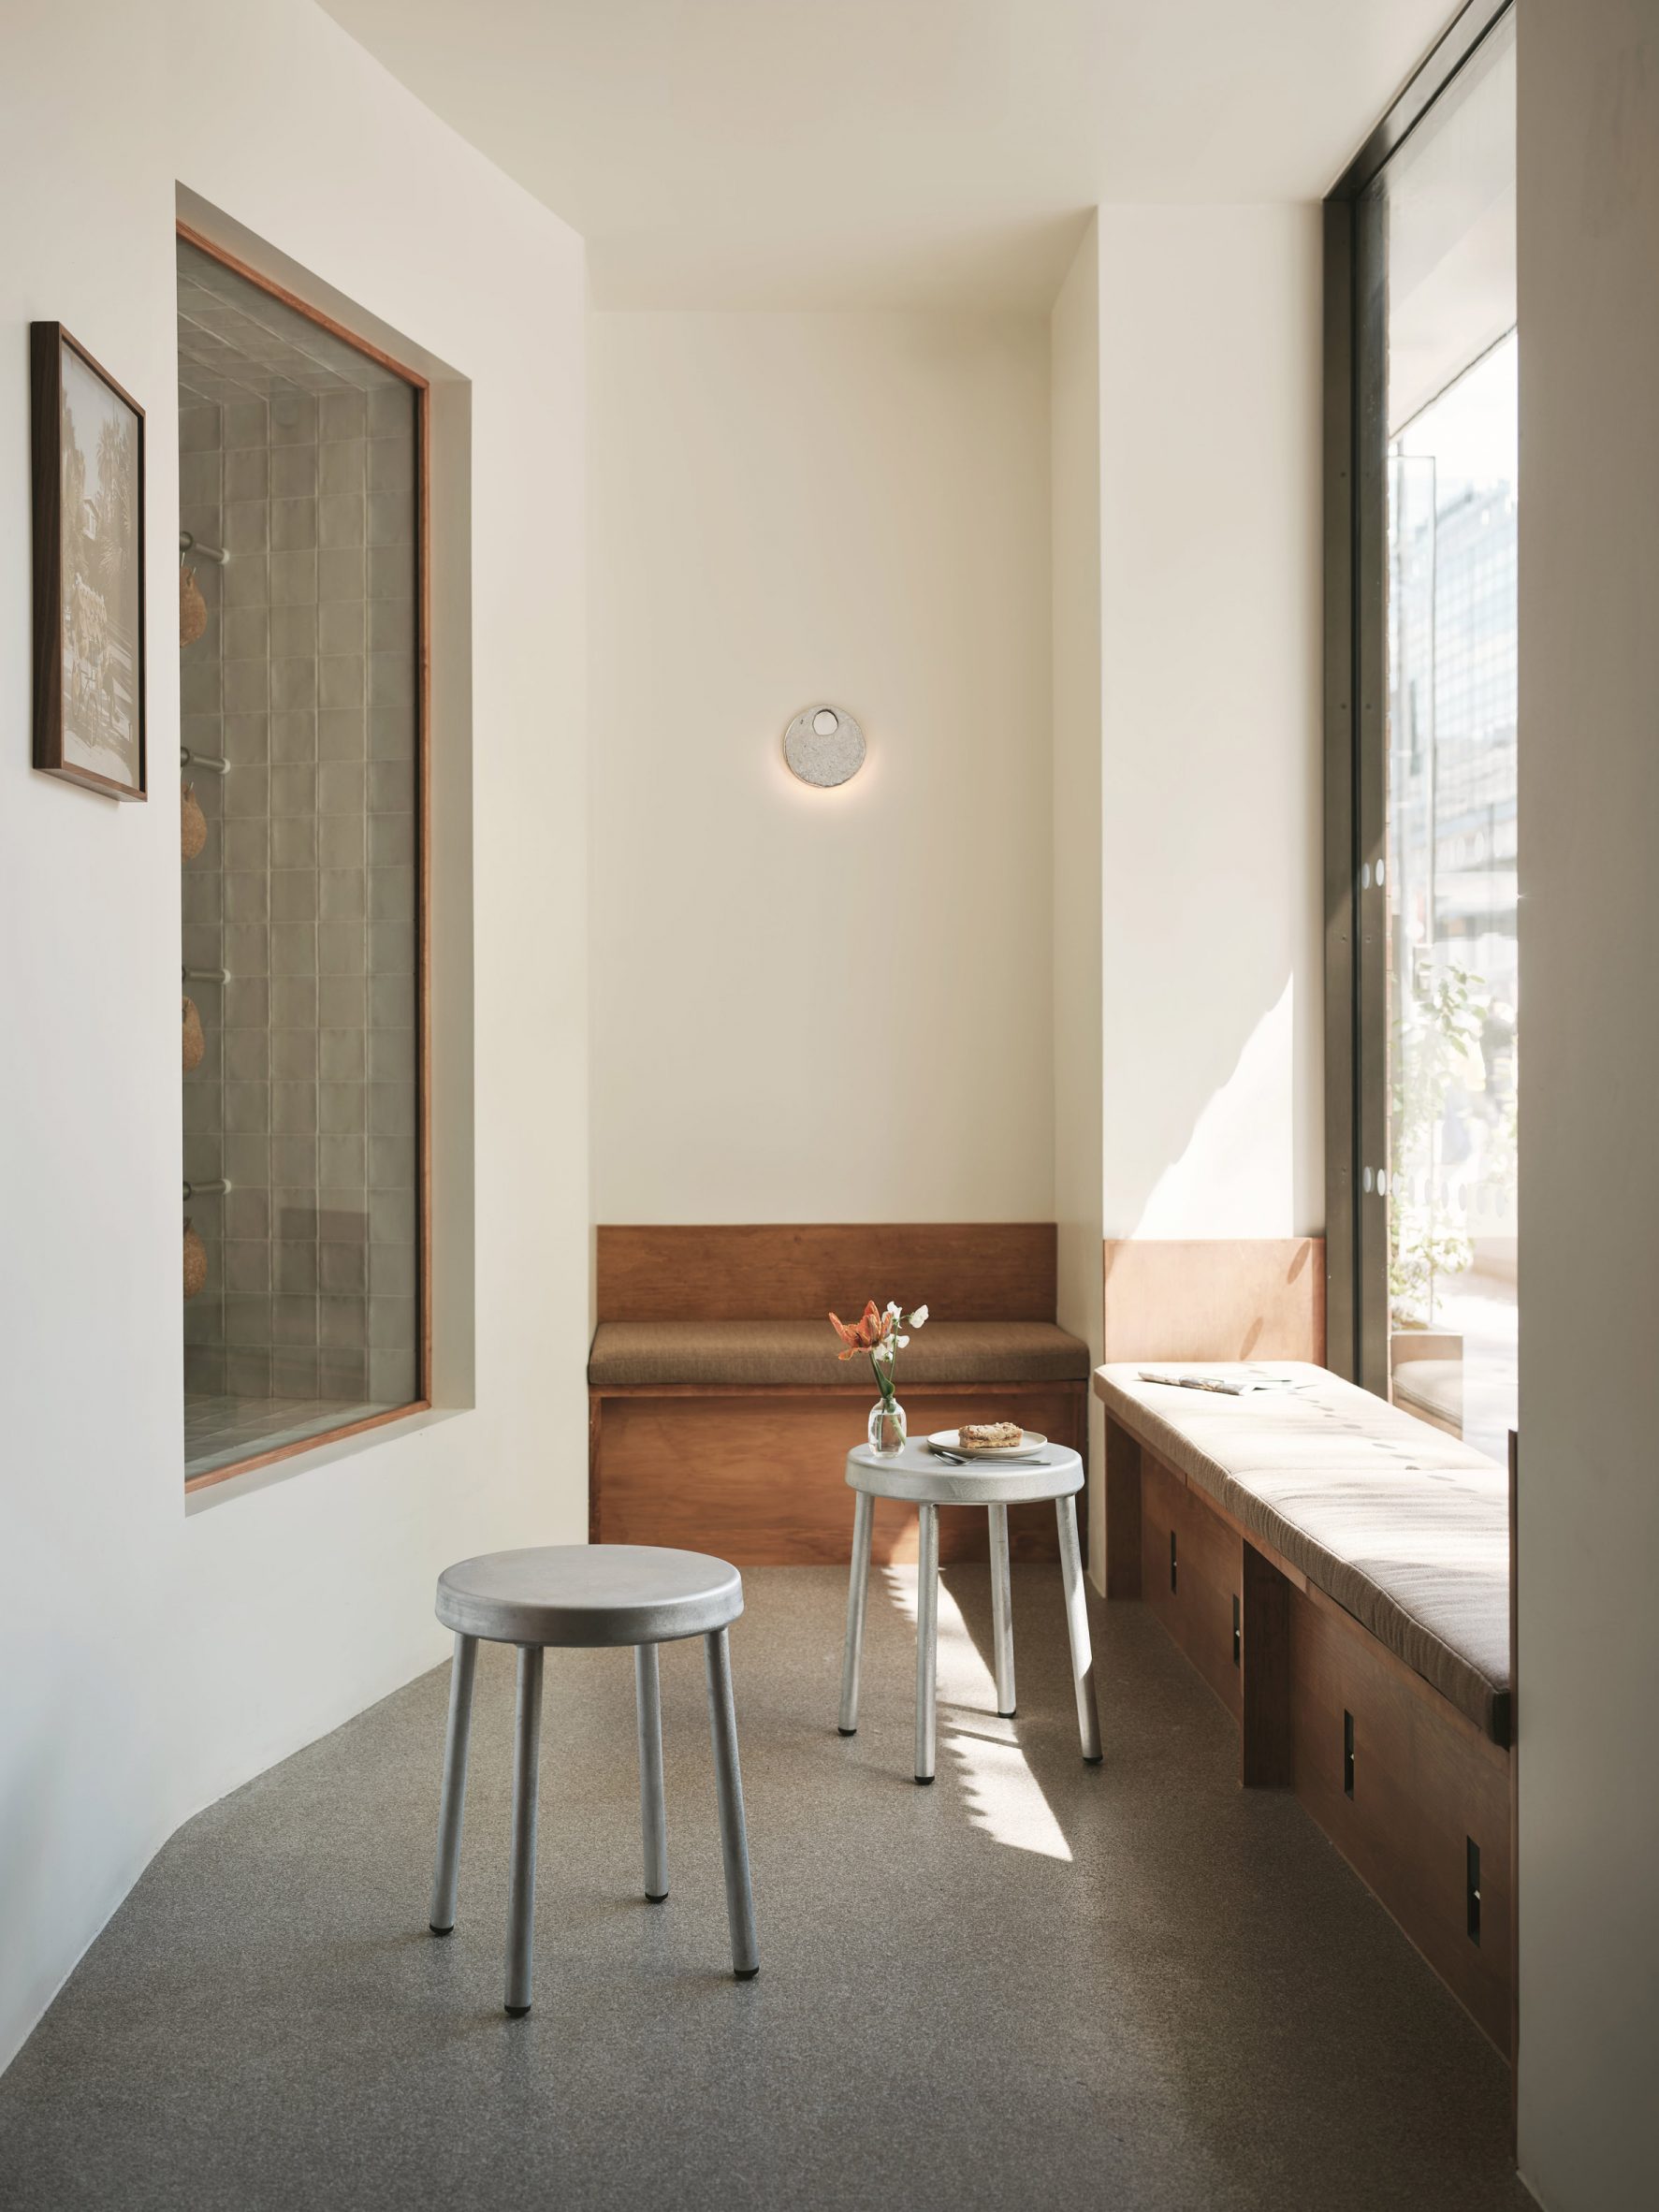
<box><xmin>1101</xmin><ymin>1237</ymin><xmax>1325</xmax><ymax>1365</ymax></box>
<box><xmin>597</xmin><ymin>1224</ymin><xmax>1057</xmax><ymax>1323</ymax></box>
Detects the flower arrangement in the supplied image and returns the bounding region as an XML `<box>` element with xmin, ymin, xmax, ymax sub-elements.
<box><xmin>829</xmin><ymin>1299</ymin><xmax>929</xmax><ymax>1455</ymax></box>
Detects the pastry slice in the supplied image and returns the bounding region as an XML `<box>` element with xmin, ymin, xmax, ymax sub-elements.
<box><xmin>959</xmin><ymin>1421</ymin><xmax>1024</xmax><ymax>1448</ymax></box>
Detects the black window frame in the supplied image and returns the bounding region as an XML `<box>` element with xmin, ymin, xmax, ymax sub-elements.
<box><xmin>1322</xmin><ymin>0</ymin><xmax>1516</xmax><ymax>1390</ymax></box>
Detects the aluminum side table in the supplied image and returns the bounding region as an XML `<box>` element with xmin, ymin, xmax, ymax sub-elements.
<box><xmin>837</xmin><ymin>1439</ymin><xmax>1102</xmax><ymax>1783</ymax></box>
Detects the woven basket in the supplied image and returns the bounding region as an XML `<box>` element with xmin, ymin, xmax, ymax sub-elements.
<box><xmin>180</xmin><ymin>563</ymin><xmax>208</xmax><ymax>648</ymax></box>
<box><xmin>181</xmin><ymin>780</ymin><xmax>207</xmax><ymax>863</ymax></box>
<box><xmin>182</xmin><ymin>1218</ymin><xmax>208</xmax><ymax>1301</ymax></box>
<box><xmin>182</xmin><ymin>995</ymin><xmax>205</xmax><ymax>1072</ymax></box>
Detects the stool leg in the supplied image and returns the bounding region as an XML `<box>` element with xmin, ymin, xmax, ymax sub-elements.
<box><xmin>429</xmin><ymin>1631</ymin><xmax>478</xmax><ymax>1934</ymax></box>
<box><xmin>915</xmin><ymin>1502</ymin><xmax>939</xmax><ymax>1783</ymax></box>
<box><xmin>1056</xmin><ymin>1495</ymin><xmax>1103</xmax><ymax>1764</ymax></box>
<box><xmin>838</xmin><ymin>1489</ymin><xmax>874</xmax><ymax>1735</ymax></box>
<box><xmin>704</xmin><ymin>1628</ymin><xmax>759</xmax><ymax>1979</ymax></box>
<box><xmin>503</xmin><ymin>1644</ymin><xmax>545</xmax><ymax>2016</ymax></box>
<box><xmin>988</xmin><ymin>1503</ymin><xmax>1016</xmax><ymax>1717</ymax></box>
<box><xmin>635</xmin><ymin>1643</ymin><xmax>669</xmax><ymax>1901</ymax></box>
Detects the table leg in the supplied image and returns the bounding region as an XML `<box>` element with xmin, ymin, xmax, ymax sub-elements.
<box><xmin>1056</xmin><ymin>1495</ymin><xmax>1103</xmax><ymax>1764</ymax></box>
<box><xmin>988</xmin><ymin>1503</ymin><xmax>1016</xmax><ymax>1716</ymax></box>
<box><xmin>635</xmin><ymin>1643</ymin><xmax>669</xmax><ymax>1900</ymax></box>
<box><xmin>838</xmin><ymin>1489</ymin><xmax>874</xmax><ymax>1735</ymax></box>
<box><xmin>429</xmin><ymin>1631</ymin><xmax>477</xmax><ymax>1934</ymax></box>
<box><xmin>915</xmin><ymin>1502</ymin><xmax>939</xmax><ymax>1783</ymax></box>
<box><xmin>705</xmin><ymin>1627</ymin><xmax>759</xmax><ymax>1979</ymax></box>
<box><xmin>503</xmin><ymin>1644</ymin><xmax>545</xmax><ymax>2016</ymax></box>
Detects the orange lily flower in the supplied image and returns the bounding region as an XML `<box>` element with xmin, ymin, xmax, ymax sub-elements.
<box><xmin>828</xmin><ymin>1300</ymin><xmax>890</xmax><ymax>1360</ymax></box>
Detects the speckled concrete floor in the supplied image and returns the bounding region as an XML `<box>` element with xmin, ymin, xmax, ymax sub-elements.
<box><xmin>0</xmin><ymin>1566</ymin><xmax>1530</xmax><ymax>2211</ymax></box>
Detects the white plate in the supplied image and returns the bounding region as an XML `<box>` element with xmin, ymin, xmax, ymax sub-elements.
<box><xmin>929</xmin><ymin>1428</ymin><xmax>1048</xmax><ymax>1462</ymax></box>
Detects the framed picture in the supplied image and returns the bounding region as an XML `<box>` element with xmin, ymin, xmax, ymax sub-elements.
<box><xmin>31</xmin><ymin>322</ymin><xmax>147</xmax><ymax>801</ymax></box>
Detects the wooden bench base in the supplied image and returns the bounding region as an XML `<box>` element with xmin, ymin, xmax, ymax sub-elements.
<box><xmin>590</xmin><ymin>1381</ymin><xmax>1087</xmax><ymax>1565</ymax></box>
<box><xmin>1109</xmin><ymin>1414</ymin><xmax>1513</xmax><ymax>2055</ymax></box>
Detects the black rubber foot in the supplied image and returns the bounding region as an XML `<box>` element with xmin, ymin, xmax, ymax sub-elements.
<box><xmin>503</xmin><ymin>2003</ymin><xmax>531</xmax><ymax>2018</ymax></box>
<box><xmin>914</xmin><ymin>1774</ymin><xmax>935</xmax><ymax>1786</ymax></box>
<box><xmin>1084</xmin><ymin>1754</ymin><xmax>1104</xmax><ymax>1766</ymax></box>
<box><xmin>735</xmin><ymin>1966</ymin><xmax>760</xmax><ymax>1981</ymax></box>
<box><xmin>837</xmin><ymin>1725</ymin><xmax>856</xmax><ymax>1737</ymax></box>
<box><xmin>429</xmin><ymin>1923</ymin><xmax>454</xmax><ymax>1937</ymax></box>
<box><xmin>646</xmin><ymin>1891</ymin><xmax>668</xmax><ymax>1903</ymax></box>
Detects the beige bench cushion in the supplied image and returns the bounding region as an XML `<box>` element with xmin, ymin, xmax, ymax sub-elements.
<box><xmin>1097</xmin><ymin>1362</ymin><xmax>1509</xmax><ymax>1737</ymax></box>
<box><xmin>590</xmin><ymin>1318</ymin><xmax>1091</xmax><ymax>1390</ymax></box>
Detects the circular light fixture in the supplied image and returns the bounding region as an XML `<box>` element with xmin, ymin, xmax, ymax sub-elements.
<box><xmin>782</xmin><ymin>703</ymin><xmax>866</xmax><ymax>788</ymax></box>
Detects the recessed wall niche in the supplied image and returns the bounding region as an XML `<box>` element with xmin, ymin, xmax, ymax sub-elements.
<box><xmin>177</xmin><ymin>231</ymin><xmax>426</xmax><ymax>1487</ymax></box>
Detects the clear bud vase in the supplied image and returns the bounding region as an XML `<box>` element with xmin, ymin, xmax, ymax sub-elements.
<box><xmin>868</xmin><ymin>1396</ymin><xmax>907</xmax><ymax>1456</ymax></box>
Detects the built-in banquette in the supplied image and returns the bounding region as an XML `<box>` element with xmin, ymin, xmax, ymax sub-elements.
<box><xmin>588</xmin><ymin>1225</ymin><xmax>1091</xmax><ymax>1564</ymax></box>
<box><xmin>1097</xmin><ymin>1359</ymin><xmax>1514</xmax><ymax>2057</ymax></box>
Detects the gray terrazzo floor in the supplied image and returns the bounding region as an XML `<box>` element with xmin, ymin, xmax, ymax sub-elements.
<box><xmin>0</xmin><ymin>1564</ymin><xmax>1531</xmax><ymax>2211</ymax></box>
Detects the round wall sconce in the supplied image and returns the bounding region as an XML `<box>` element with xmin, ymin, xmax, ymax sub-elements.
<box><xmin>782</xmin><ymin>703</ymin><xmax>866</xmax><ymax>788</ymax></box>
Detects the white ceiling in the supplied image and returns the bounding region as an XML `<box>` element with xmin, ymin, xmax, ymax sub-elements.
<box><xmin>321</xmin><ymin>0</ymin><xmax>1461</xmax><ymax>310</ymax></box>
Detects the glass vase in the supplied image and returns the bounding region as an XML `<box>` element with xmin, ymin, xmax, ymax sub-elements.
<box><xmin>868</xmin><ymin>1396</ymin><xmax>907</xmax><ymax>1456</ymax></box>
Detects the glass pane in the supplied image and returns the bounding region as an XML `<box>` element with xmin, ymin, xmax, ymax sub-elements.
<box><xmin>178</xmin><ymin>238</ymin><xmax>422</xmax><ymax>1483</ymax></box>
<box><xmin>1377</xmin><ymin>15</ymin><xmax>1517</xmax><ymax>1457</ymax></box>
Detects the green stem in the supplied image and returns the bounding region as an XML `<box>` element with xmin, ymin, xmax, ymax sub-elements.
<box><xmin>869</xmin><ymin>1347</ymin><xmax>895</xmax><ymax>1406</ymax></box>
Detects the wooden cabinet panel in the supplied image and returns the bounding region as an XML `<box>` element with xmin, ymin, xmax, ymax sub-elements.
<box><xmin>591</xmin><ymin>1383</ymin><xmax>1085</xmax><ymax>1565</ymax></box>
<box><xmin>597</xmin><ymin>1223</ymin><xmax>1057</xmax><ymax>1323</ymax></box>
<box><xmin>1139</xmin><ymin>1451</ymin><xmax>1244</xmax><ymax>1724</ymax></box>
<box><xmin>1289</xmin><ymin>1589</ymin><xmax>1512</xmax><ymax>2052</ymax></box>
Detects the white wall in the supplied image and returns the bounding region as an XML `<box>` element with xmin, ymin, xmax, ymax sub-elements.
<box><xmin>588</xmin><ymin>311</ymin><xmax>1053</xmax><ymax>1224</ymax></box>
<box><xmin>1049</xmin><ymin>223</ymin><xmax>1107</xmax><ymax>1565</ymax></box>
<box><xmin>1516</xmin><ymin>5</ymin><xmax>1659</xmax><ymax>2205</ymax></box>
<box><xmin>1095</xmin><ymin>205</ymin><xmax>1324</xmax><ymax>1245</ymax></box>
<box><xmin>0</xmin><ymin>0</ymin><xmax>588</xmax><ymax>2074</ymax></box>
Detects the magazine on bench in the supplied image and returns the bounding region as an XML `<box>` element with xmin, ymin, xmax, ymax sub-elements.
<box><xmin>1137</xmin><ymin>1368</ymin><xmax>1296</xmax><ymax>1397</ymax></box>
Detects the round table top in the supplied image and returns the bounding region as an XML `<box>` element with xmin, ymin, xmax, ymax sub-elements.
<box><xmin>845</xmin><ymin>1437</ymin><xmax>1084</xmax><ymax>1506</ymax></box>
<box><xmin>435</xmin><ymin>1544</ymin><xmax>743</xmax><ymax>1648</ymax></box>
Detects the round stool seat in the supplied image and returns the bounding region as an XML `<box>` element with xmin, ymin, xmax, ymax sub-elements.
<box><xmin>436</xmin><ymin>1544</ymin><xmax>743</xmax><ymax>1649</ymax></box>
<box><xmin>846</xmin><ymin>1437</ymin><xmax>1084</xmax><ymax>1506</ymax></box>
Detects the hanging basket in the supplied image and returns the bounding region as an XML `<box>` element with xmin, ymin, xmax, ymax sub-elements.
<box><xmin>180</xmin><ymin>563</ymin><xmax>208</xmax><ymax>648</ymax></box>
<box><xmin>181</xmin><ymin>780</ymin><xmax>207</xmax><ymax>863</ymax></box>
<box><xmin>182</xmin><ymin>995</ymin><xmax>205</xmax><ymax>1072</ymax></box>
<box><xmin>183</xmin><ymin>1218</ymin><xmax>208</xmax><ymax>1301</ymax></box>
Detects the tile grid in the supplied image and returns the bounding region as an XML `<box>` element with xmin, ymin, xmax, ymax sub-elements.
<box><xmin>181</xmin><ymin>393</ymin><xmax>227</xmax><ymax>1392</ymax></box>
<box><xmin>179</xmin><ymin>265</ymin><xmax>419</xmax><ymax>1425</ymax></box>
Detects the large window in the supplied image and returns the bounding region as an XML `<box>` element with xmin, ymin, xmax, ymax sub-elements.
<box><xmin>1325</xmin><ymin>3</ymin><xmax>1516</xmax><ymax>1454</ymax></box>
<box><xmin>178</xmin><ymin>232</ymin><xmax>428</xmax><ymax>1488</ymax></box>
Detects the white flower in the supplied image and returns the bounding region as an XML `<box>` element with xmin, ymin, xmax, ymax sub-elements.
<box><xmin>883</xmin><ymin>1301</ymin><xmax>901</xmax><ymax>1318</ymax></box>
<box><xmin>895</xmin><ymin>1333</ymin><xmax>910</xmax><ymax>1349</ymax></box>
<box><xmin>909</xmin><ymin>1304</ymin><xmax>929</xmax><ymax>1328</ymax></box>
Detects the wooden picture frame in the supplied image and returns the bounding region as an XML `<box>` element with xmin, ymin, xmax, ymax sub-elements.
<box><xmin>31</xmin><ymin>322</ymin><xmax>148</xmax><ymax>801</ymax></box>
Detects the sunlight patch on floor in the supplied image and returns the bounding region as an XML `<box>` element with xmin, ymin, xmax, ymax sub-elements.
<box><xmin>880</xmin><ymin>1565</ymin><xmax>1072</xmax><ymax>1862</ymax></box>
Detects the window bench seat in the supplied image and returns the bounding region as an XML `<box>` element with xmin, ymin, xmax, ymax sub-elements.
<box><xmin>589</xmin><ymin>1225</ymin><xmax>1091</xmax><ymax>1567</ymax></box>
<box><xmin>1096</xmin><ymin>1361</ymin><xmax>1514</xmax><ymax>2056</ymax></box>
<box><xmin>589</xmin><ymin>1318</ymin><xmax>1090</xmax><ymax>1390</ymax></box>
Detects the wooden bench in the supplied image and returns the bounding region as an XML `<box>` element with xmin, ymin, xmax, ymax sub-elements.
<box><xmin>589</xmin><ymin>1225</ymin><xmax>1091</xmax><ymax>1565</ymax></box>
<box><xmin>1097</xmin><ymin>1361</ymin><xmax>1514</xmax><ymax>2057</ymax></box>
